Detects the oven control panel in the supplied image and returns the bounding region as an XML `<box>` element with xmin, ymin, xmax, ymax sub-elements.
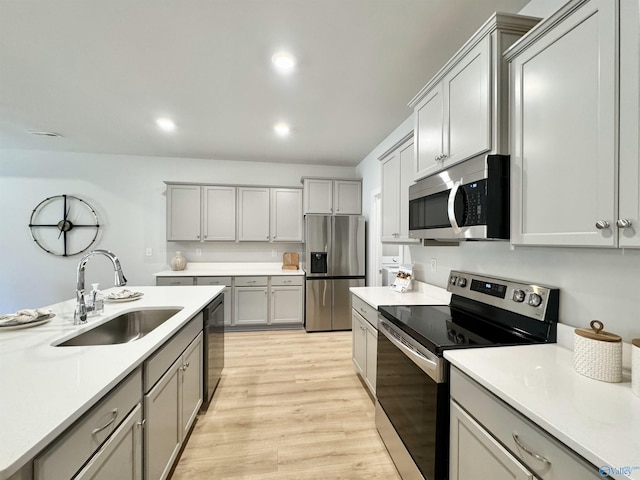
<box><xmin>447</xmin><ymin>271</ymin><xmax>559</xmax><ymax>322</ymax></box>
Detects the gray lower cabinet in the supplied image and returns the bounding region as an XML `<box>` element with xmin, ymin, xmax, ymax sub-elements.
<box><xmin>350</xmin><ymin>295</ymin><xmax>377</xmax><ymax>396</ymax></box>
<box><xmin>450</xmin><ymin>367</ymin><xmax>604</xmax><ymax>480</ymax></box>
<box><xmin>34</xmin><ymin>370</ymin><xmax>142</xmax><ymax>480</ymax></box>
<box><xmin>196</xmin><ymin>277</ymin><xmax>232</xmax><ymax>326</ymax></box>
<box><xmin>144</xmin><ymin>326</ymin><xmax>203</xmax><ymax>480</ymax></box>
<box><xmin>74</xmin><ymin>404</ymin><xmax>143</xmax><ymax>480</ymax></box>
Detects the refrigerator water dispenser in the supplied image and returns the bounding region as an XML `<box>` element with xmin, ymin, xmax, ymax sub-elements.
<box><xmin>310</xmin><ymin>252</ymin><xmax>328</xmax><ymax>274</ymax></box>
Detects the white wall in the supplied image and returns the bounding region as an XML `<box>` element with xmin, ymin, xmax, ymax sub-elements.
<box><xmin>0</xmin><ymin>149</ymin><xmax>355</xmax><ymax>312</ymax></box>
<box><xmin>353</xmin><ymin>0</ymin><xmax>640</xmax><ymax>342</ymax></box>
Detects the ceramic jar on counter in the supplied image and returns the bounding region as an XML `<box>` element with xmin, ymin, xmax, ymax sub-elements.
<box><xmin>633</xmin><ymin>339</ymin><xmax>640</xmax><ymax>397</ymax></box>
<box><xmin>574</xmin><ymin>320</ymin><xmax>622</xmax><ymax>383</ymax></box>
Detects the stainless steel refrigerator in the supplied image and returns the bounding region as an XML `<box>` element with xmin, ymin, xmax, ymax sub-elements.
<box><xmin>305</xmin><ymin>215</ymin><xmax>365</xmax><ymax>332</ymax></box>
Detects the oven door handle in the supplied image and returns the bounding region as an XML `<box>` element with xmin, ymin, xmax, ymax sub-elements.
<box><xmin>379</xmin><ymin>320</ymin><xmax>443</xmax><ymax>383</ymax></box>
<box><xmin>447</xmin><ymin>181</ymin><xmax>462</xmax><ymax>234</ymax></box>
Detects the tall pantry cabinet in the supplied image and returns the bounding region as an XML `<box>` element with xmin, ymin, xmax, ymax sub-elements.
<box><xmin>507</xmin><ymin>0</ymin><xmax>640</xmax><ymax>248</ymax></box>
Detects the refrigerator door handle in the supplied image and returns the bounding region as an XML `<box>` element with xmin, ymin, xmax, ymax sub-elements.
<box><xmin>322</xmin><ymin>280</ymin><xmax>327</xmax><ymax>306</ymax></box>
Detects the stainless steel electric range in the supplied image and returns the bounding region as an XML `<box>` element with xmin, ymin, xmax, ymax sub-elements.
<box><xmin>375</xmin><ymin>270</ymin><xmax>559</xmax><ymax>480</ymax></box>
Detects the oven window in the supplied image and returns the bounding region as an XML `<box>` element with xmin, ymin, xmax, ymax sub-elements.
<box><xmin>409</xmin><ymin>190</ymin><xmax>451</xmax><ymax>230</ymax></box>
<box><xmin>376</xmin><ymin>331</ymin><xmax>449</xmax><ymax>480</ymax></box>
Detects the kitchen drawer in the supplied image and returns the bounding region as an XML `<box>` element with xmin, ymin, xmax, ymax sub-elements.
<box><xmin>351</xmin><ymin>295</ymin><xmax>377</xmax><ymax>328</ymax></box>
<box><xmin>144</xmin><ymin>313</ymin><xmax>203</xmax><ymax>392</ymax></box>
<box><xmin>270</xmin><ymin>276</ymin><xmax>303</xmax><ymax>287</ymax></box>
<box><xmin>450</xmin><ymin>368</ymin><xmax>602</xmax><ymax>480</ymax></box>
<box><xmin>196</xmin><ymin>276</ymin><xmax>232</xmax><ymax>287</ymax></box>
<box><xmin>34</xmin><ymin>368</ymin><xmax>142</xmax><ymax>480</ymax></box>
<box><xmin>156</xmin><ymin>277</ymin><xmax>195</xmax><ymax>286</ymax></box>
<box><xmin>235</xmin><ymin>276</ymin><xmax>268</xmax><ymax>287</ymax></box>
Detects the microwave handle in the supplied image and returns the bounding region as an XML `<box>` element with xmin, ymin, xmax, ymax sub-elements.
<box><xmin>447</xmin><ymin>181</ymin><xmax>462</xmax><ymax>234</ymax></box>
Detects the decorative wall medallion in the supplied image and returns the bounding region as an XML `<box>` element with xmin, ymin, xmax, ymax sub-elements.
<box><xmin>29</xmin><ymin>194</ymin><xmax>100</xmax><ymax>256</ymax></box>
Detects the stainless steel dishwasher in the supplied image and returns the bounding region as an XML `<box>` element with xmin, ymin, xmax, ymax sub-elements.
<box><xmin>201</xmin><ymin>293</ymin><xmax>224</xmax><ymax>410</ymax></box>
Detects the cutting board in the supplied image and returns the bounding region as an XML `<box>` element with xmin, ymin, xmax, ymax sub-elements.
<box><xmin>282</xmin><ymin>252</ymin><xmax>299</xmax><ymax>270</ymax></box>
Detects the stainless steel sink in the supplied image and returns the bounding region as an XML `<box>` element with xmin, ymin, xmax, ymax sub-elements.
<box><xmin>56</xmin><ymin>308</ymin><xmax>183</xmax><ymax>346</ymax></box>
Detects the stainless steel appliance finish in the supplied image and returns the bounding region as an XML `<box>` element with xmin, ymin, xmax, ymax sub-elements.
<box><xmin>304</xmin><ymin>215</ymin><xmax>365</xmax><ymax>331</ymax></box>
<box><xmin>408</xmin><ymin>154</ymin><xmax>509</xmax><ymax>241</ymax></box>
<box><xmin>375</xmin><ymin>270</ymin><xmax>559</xmax><ymax>480</ymax></box>
<box><xmin>202</xmin><ymin>293</ymin><xmax>224</xmax><ymax>410</ymax></box>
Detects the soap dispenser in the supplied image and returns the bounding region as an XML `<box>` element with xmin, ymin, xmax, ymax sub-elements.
<box><xmin>90</xmin><ymin>283</ymin><xmax>104</xmax><ymax>315</ymax></box>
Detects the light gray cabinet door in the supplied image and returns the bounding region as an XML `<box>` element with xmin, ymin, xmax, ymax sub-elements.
<box><xmin>619</xmin><ymin>0</ymin><xmax>640</xmax><ymax>248</ymax></box>
<box><xmin>203</xmin><ymin>186</ymin><xmax>236</xmax><ymax>241</ymax></box>
<box><xmin>414</xmin><ymin>84</ymin><xmax>445</xmax><ymax>180</ymax></box>
<box><xmin>167</xmin><ymin>185</ymin><xmax>201</xmax><ymax>241</ymax></box>
<box><xmin>333</xmin><ymin>180</ymin><xmax>362</xmax><ymax>215</ymax></box>
<box><xmin>381</xmin><ymin>150</ymin><xmax>400</xmax><ymax>241</ymax></box>
<box><xmin>303</xmin><ymin>179</ymin><xmax>333</xmax><ymax>214</ymax></box>
<box><xmin>238</xmin><ymin>187</ymin><xmax>270</xmax><ymax>241</ymax></box>
<box><xmin>351</xmin><ymin>310</ymin><xmax>366</xmax><ymax>377</ymax></box>
<box><xmin>450</xmin><ymin>401</ymin><xmax>534</xmax><ymax>480</ymax></box>
<box><xmin>509</xmin><ymin>0</ymin><xmax>616</xmax><ymax>247</ymax></box>
<box><xmin>270</xmin><ymin>286</ymin><xmax>303</xmax><ymax>324</ymax></box>
<box><xmin>234</xmin><ymin>287</ymin><xmax>268</xmax><ymax>325</ymax></box>
<box><xmin>180</xmin><ymin>334</ymin><xmax>203</xmax><ymax>439</ymax></box>
<box><xmin>74</xmin><ymin>404</ymin><xmax>143</xmax><ymax>480</ymax></box>
<box><xmin>271</xmin><ymin>188</ymin><xmax>303</xmax><ymax>242</ymax></box>
<box><xmin>144</xmin><ymin>358</ymin><xmax>181</xmax><ymax>480</ymax></box>
<box><xmin>443</xmin><ymin>35</ymin><xmax>490</xmax><ymax>166</ymax></box>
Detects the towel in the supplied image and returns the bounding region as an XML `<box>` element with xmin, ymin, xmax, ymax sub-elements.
<box><xmin>0</xmin><ymin>308</ymin><xmax>52</xmax><ymax>325</ymax></box>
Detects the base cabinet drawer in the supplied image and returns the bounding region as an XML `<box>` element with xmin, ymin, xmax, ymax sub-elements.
<box><xmin>156</xmin><ymin>277</ymin><xmax>195</xmax><ymax>286</ymax></box>
<box><xmin>34</xmin><ymin>369</ymin><xmax>142</xmax><ymax>480</ymax></box>
<box><xmin>74</xmin><ymin>404</ymin><xmax>143</xmax><ymax>480</ymax></box>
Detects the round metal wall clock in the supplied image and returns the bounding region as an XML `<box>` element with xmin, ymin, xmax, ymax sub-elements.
<box><xmin>28</xmin><ymin>194</ymin><xmax>100</xmax><ymax>256</ymax></box>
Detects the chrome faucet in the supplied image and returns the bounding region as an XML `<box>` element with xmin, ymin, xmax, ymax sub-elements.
<box><xmin>74</xmin><ymin>249</ymin><xmax>127</xmax><ymax>325</ymax></box>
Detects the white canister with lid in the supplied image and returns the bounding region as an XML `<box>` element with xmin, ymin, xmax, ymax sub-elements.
<box><xmin>633</xmin><ymin>339</ymin><xmax>640</xmax><ymax>397</ymax></box>
<box><xmin>574</xmin><ymin>320</ymin><xmax>622</xmax><ymax>383</ymax></box>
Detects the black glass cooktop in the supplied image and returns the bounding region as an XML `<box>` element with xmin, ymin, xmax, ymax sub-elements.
<box><xmin>378</xmin><ymin>303</ymin><xmax>545</xmax><ymax>355</ymax></box>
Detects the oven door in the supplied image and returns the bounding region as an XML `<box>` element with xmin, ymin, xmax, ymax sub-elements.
<box><xmin>376</xmin><ymin>318</ymin><xmax>449</xmax><ymax>480</ymax></box>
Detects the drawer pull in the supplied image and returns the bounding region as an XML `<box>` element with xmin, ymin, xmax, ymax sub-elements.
<box><xmin>512</xmin><ymin>433</ymin><xmax>551</xmax><ymax>466</ymax></box>
<box><xmin>137</xmin><ymin>419</ymin><xmax>146</xmax><ymax>428</ymax></box>
<box><xmin>91</xmin><ymin>409</ymin><xmax>118</xmax><ymax>436</ymax></box>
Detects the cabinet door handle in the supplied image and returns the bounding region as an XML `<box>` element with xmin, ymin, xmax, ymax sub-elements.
<box><xmin>91</xmin><ymin>409</ymin><xmax>118</xmax><ymax>436</ymax></box>
<box><xmin>617</xmin><ymin>219</ymin><xmax>632</xmax><ymax>228</ymax></box>
<box><xmin>136</xmin><ymin>419</ymin><xmax>147</xmax><ymax>428</ymax></box>
<box><xmin>595</xmin><ymin>220</ymin><xmax>610</xmax><ymax>230</ymax></box>
<box><xmin>512</xmin><ymin>433</ymin><xmax>551</xmax><ymax>466</ymax></box>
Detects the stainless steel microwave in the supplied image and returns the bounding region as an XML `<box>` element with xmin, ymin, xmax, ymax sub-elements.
<box><xmin>408</xmin><ymin>154</ymin><xmax>509</xmax><ymax>240</ymax></box>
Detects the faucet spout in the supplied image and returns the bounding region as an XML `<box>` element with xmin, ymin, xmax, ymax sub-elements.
<box><xmin>74</xmin><ymin>249</ymin><xmax>127</xmax><ymax>325</ymax></box>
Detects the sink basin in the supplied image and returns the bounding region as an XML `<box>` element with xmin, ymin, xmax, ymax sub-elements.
<box><xmin>56</xmin><ymin>308</ymin><xmax>183</xmax><ymax>346</ymax></box>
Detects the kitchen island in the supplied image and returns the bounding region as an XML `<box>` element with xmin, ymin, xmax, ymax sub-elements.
<box><xmin>0</xmin><ymin>285</ymin><xmax>223</xmax><ymax>480</ymax></box>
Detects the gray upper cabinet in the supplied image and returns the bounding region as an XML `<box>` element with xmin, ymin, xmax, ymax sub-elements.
<box><xmin>506</xmin><ymin>0</ymin><xmax>634</xmax><ymax>247</ymax></box>
<box><xmin>380</xmin><ymin>133</ymin><xmax>419</xmax><ymax>243</ymax></box>
<box><xmin>166</xmin><ymin>185</ymin><xmax>201</xmax><ymax>241</ymax></box>
<box><xmin>270</xmin><ymin>188</ymin><xmax>303</xmax><ymax>242</ymax></box>
<box><xmin>410</xmin><ymin>13</ymin><xmax>539</xmax><ymax>181</ymax></box>
<box><xmin>303</xmin><ymin>178</ymin><xmax>362</xmax><ymax>215</ymax></box>
<box><xmin>619</xmin><ymin>0</ymin><xmax>640</xmax><ymax>248</ymax></box>
<box><xmin>203</xmin><ymin>186</ymin><xmax>237</xmax><ymax>241</ymax></box>
<box><xmin>237</xmin><ymin>187</ymin><xmax>271</xmax><ymax>241</ymax></box>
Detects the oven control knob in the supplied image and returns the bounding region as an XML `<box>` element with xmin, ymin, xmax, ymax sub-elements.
<box><xmin>450</xmin><ymin>275</ymin><xmax>458</xmax><ymax>286</ymax></box>
<box><xmin>512</xmin><ymin>289</ymin><xmax>526</xmax><ymax>303</ymax></box>
<box><xmin>528</xmin><ymin>293</ymin><xmax>543</xmax><ymax>307</ymax></box>
<box><xmin>456</xmin><ymin>277</ymin><xmax>467</xmax><ymax>287</ymax></box>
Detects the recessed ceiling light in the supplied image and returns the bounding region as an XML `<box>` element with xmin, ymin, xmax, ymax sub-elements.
<box><xmin>274</xmin><ymin>122</ymin><xmax>291</xmax><ymax>137</ymax></box>
<box><xmin>156</xmin><ymin>117</ymin><xmax>176</xmax><ymax>132</ymax></box>
<box><xmin>27</xmin><ymin>130</ymin><xmax>62</xmax><ymax>137</ymax></box>
<box><xmin>271</xmin><ymin>52</ymin><xmax>296</xmax><ymax>74</ymax></box>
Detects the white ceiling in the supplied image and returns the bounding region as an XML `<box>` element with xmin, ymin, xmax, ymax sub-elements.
<box><xmin>0</xmin><ymin>0</ymin><xmax>530</xmax><ymax>166</ymax></box>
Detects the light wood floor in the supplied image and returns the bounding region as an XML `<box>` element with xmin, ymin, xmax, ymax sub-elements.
<box><xmin>171</xmin><ymin>330</ymin><xmax>401</xmax><ymax>480</ymax></box>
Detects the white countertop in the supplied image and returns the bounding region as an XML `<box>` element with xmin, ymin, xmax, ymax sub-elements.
<box><xmin>154</xmin><ymin>261</ymin><xmax>305</xmax><ymax>277</ymax></box>
<box><xmin>350</xmin><ymin>282</ymin><xmax>451</xmax><ymax>308</ymax></box>
<box><xmin>0</xmin><ymin>285</ymin><xmax>223</xmax><ymax>480</ymax></box>
<box><xmin>445</xmin><ymin>344</ymin><xmax>640</xmax><ymax>480</ymax></box>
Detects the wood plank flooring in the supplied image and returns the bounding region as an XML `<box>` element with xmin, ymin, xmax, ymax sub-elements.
<box><xmin>171</xmin><ymin>330</ymin><xmax>401</xmax><ymax>480</ymax></box>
